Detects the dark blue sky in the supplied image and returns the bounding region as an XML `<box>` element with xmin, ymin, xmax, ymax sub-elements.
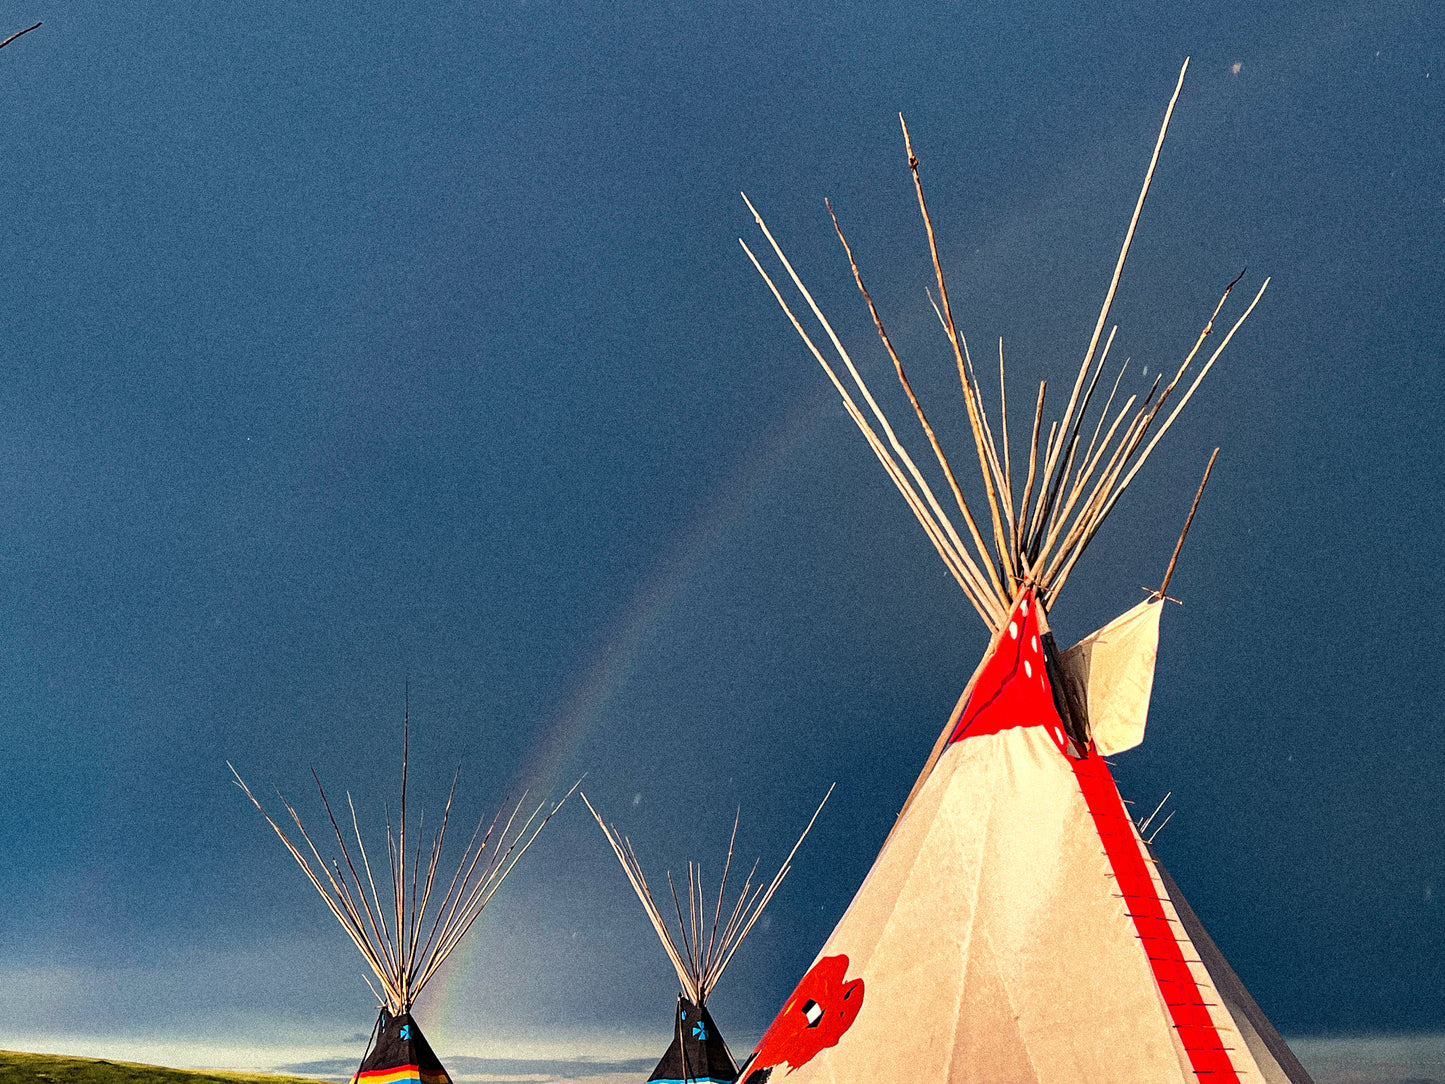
<box><xmin>0</xmin><ymin>0</ymin><xmax>1439</xmax><ymax>1058</ymax></box>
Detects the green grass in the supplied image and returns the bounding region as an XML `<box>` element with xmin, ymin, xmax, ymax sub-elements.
<box><xmin>0</xmin><ymin>1051</ymin><xmax>323</xmax><ymax>1084</ymax></box>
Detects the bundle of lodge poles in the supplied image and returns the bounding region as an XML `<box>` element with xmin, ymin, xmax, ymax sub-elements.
<box><xmin>739</xmin><ymin>57</ymin><xmax>1265</xmax><ymax>633</ymax></box>
<box><xmin>231</xmin><ymin>712</ymin><xmax>577</xmax><ymax>1084</ymax></box>
<box><xmin>578</xmin><ymin>789</ymin><xmax>834</xmax><ymax>1084</ymax></box>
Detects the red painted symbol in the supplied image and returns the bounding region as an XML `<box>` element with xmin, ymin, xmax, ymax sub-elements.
<box><xmin>741</xmin><ymin>954</ymin><xmax>863</xmax><ymax>1081</ymax></box>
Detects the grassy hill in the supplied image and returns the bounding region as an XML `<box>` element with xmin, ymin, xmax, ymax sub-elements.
<box><xmin>0</xmin><ymin>1051</ymin><xmax>321</xmax><ymax>1084</ymax></box>
<box><xmin>0</xmin><ymin>1050</ymin><xmax>658</xmax><ymax>1084</ymax></box>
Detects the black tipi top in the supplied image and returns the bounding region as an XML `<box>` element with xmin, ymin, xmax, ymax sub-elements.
<box><xmin>648</xmin><ymin>996</ymin><xmax>738</xmax><ymax>1084</ymax></box>
<box><xmin>352</xmin><ymin>1009</ymin><xmax>451</xmax><ymax>1084</ymax></box>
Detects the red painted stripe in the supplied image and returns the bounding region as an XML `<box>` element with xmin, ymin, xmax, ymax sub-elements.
<box><xmin>1071</xmin><ymin>752</ymin><xmax>1241</xmax><ymax>1083</ymax></box>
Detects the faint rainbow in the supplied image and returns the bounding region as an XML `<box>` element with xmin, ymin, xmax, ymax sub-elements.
<box><xmin>424</xmin><ymin>387</ymin><xmax>831</xmax><ymax>1025</ymax></box>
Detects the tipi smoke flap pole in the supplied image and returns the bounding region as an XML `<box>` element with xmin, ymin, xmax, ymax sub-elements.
<box><xmin>1157</xmin><ymin>447</ymin><xmax>1219</xmax><ymax>599</ymax></box>
<box><xmin>0</xmin><ymin>22</ymin><xmax>40</xmax><ymax>50</ymax></box>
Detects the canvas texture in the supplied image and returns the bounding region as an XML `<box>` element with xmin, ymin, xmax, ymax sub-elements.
<box><xmin>1059</xmin><ymin>597</ymin><xmax>1162</xmax><ymax>756</ymax></box>
<box><xmin>740</xmin><ymin>589</ymin><xmax>1311</xmax><ymax>1084</ymax></box>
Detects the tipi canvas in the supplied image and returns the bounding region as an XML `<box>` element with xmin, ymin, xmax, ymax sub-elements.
<box><xmin>649</xmin><ymin>997</ymin><xmax>738</xmax><ymax>1084</ymax></box>
<box><xmin>736</xmin><ymin>59</ymin><xmax>1313</xmax><ymax>1084</ymax></box>
<box><xmin>354</xmin><ymin>1009</ymin><xmax>451</xmax><ymax>1084</ymax></box>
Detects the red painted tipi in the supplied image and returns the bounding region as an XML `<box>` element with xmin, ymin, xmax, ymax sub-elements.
<box><xmin>736</xmin><ymin>59</ymin><xmax>1314</xmax><ymax>1084</ymax></box>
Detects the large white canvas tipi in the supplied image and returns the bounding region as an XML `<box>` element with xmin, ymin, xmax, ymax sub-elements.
<box><xmin>735</xmin><ymin>60</ymin><xmax>1314</xmax><ymax>1084</ymax></box>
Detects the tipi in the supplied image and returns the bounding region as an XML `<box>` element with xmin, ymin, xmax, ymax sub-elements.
<box><xmin>735</xmin><ymin>60</ymin><xmax>1315</xmax><ymax>1084</ymax></box>
<box><xmin>232</xmin><ymin>711</ymin><xmax>572</xmax><ymax>1084</ymax></box>
<box><xmin>581</xmin><ymin>790</ymin><xmax>831</xmax><ymax>1084</ymax></box>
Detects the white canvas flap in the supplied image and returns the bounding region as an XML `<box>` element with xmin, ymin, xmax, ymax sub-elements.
<box><xmin>1060</xmin><ymin>598</ymin><xmax>1163</xmax><ymax>755</ymax></box>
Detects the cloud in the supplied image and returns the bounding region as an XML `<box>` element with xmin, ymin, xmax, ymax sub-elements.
<box><xmin>1290</xmin><ymin>1034</ymin><xmax>1445</xmax><ymax>1084</ymax></box>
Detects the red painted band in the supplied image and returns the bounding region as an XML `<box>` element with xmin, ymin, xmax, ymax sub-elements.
<box><xmin>1071</xmin><ymin>752</ymin><xmax>1241</xmax><ymax>1083</ymax></box>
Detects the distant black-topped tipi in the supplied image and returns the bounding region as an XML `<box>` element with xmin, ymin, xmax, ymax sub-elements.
<box><xmin>581</xmin><ymin>790</ymin><xmax>831</xmax><ymax>1084</ymax></box>
<box><xmin>354</xmin><ymin>1010</ymin><xmax>450</xmax><ymax>1084</ymax></box>
<box><xmin>233</xmin><ymin>705</ymin><xmax>574</xmax><ymax>1084</ymax></box>
<box><xmin>647</xmin><ymin>997</ymin><xmax>736</xmax><ymax>1084</ymax></box>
